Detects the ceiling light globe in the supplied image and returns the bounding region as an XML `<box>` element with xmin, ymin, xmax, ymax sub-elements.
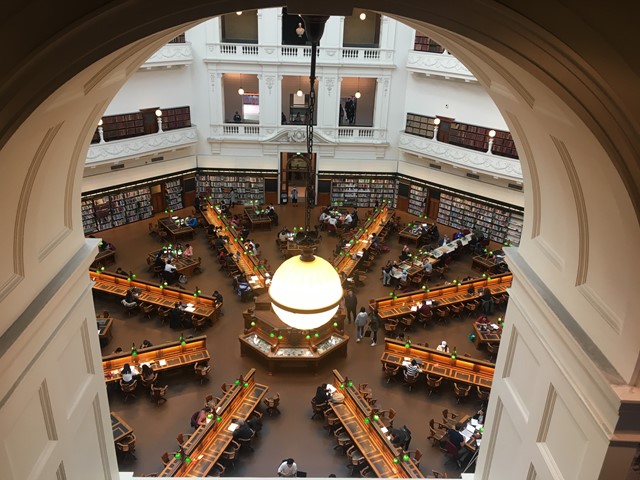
<box><xmin>355</xmin><ymin>91</ymin><xmax>361</xmax><ymax>99</ymax></box>
<box><xmin>434</xmin><ymin>118</ymin><xmax>441</xmax><ymax>125</ymax></box>
<box><xmin>238</xmin><ymin>87</ymin><xmax>245</xmax><ymax>95</ymax></box>
<box><xmin>236</xmin><ymin>11</ymin><xmax>243</xmax><ymax>15</ymax></box>
<box><xmin>269</xmin><ymin>254</ymin><xmax>343</xmax><ymax>330</ymax></box>
<box><xmin>360</xmin><ymin>12</ymin><xmax>367</xmax><ymax>20</ymax></box>
<box><xmin>488</xmin><ymin>129</ymin><xmax>496</xmax><ymax>137</ymax></box>
<box><xmin>296</xmin><ymin>89</ymin><xmax>304</xmax><ymax>97</ymax></box>
<box><xmin>155</xmin><ymin>109</ymin><xmax>162</xmax><ymax>117</ymax></box>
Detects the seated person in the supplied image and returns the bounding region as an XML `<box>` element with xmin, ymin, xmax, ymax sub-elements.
<box><xmin>418</xmin><ymin>300</ymin><xmax>431</xmax><ymax>316</ymax></box>
<box><xmin>314</xmin><ymin>384</ymin><xmax>331</xmax><ymax>404</ymax></box>
<box><xmin>154</xmin><ymin>252</ymin><xmax>166</xmax><ymax>268</ymax></box>
<box><xmin>214</xmin><ymin>236</ymin><xmax>227</xmax><ymax>249</ymax></box>
<box><xmin>232</xmin><ymin>419</ymin><xmax>254</xmax><ymax>441</ymax></box>
<box><xmin>206</xmin><ymin>224</ymin><xmax>215</xmax><ymax>236</ymax></box>
<box><xmin>163</xmin><ymin>259</ymin><xmax>178</xmax><ymax>284</ymax></box>
<box><xmin>235</xmin><ymin>276</ymin><xmax>251</xmax><ymax>297</ymax></box>
<box><xmin>169</xmin><ymin>302</ymin><xmax>184</xmax><ymax>329</ymax></box>
<box><xmin>140</xmin><ymin>363</ymin><xmax>155</xmax><ymax>382</ymax></box>
<box><xmin>191</xmin><ymin>406</ymin><xmax>213</xmax><ymax>428</ymax></box>
<box><xmin>447</xmin><ymin>423</ymin><xmax>466</xmax><ymax>451</ymax></box>
<box><xmin>405</xmin><ymin>359</ymin><xmax>421</xmax><ymax>378</ymax></box>
<box><xmin>453</xmin><ymin>230</ymin><xmax>464</xmax><ymax>240</ymax></box>
<box><xmin>436</xmin><ymin>340</ymin><xmax>450</xmax><ymax>353</ymax></box>
<box><xmin>389</xmin><ymin>426</ymin><xmax>412</xmax><ymax>450</ymax></box>
<box><xmin>185</xmin><ymin>216</ymin><xmax>198</xmax><ymax>228</ymax></box>
<box><xmin>139</xmin><ymin>339</ymin><xmax>153</xmax><ymax>349</ymax></box>
<box><xmin>268</xmin><ymin>210</ymin><xmax>279</xmax><ymax>226</ymax></box>
<box><xmin>120</xmin><ymin>363</ymin><xmax>135</xmax><ymax>384</ymax></box>
<box><xmin>399</xmin><ymin>244</ymin><xmax>410</xmax><ymax>261</ymax></box>
<box><xmin>423</xmin><ymin>261</ymin><xmax>433</xmax><ymax>275</ymax></box>
<box><xmin>183</xmin><ymin>243</ymin><xmax>193</xmax><ymax>257</ymax></box>
<box><xmin>343</xmin><ymin>212</ymin><xmax>353</xmax><ymax>228</ymax></box>
<box><xmin>327</xmin><ymin>216</ymin><xmax>338</xmax><ymax>226</ymax></box>
<box><xmin>476</xmin><ymin>314</ymin><xmax>490</xmax><ymax>325</ymax></box>
<box><xmin>399</xmin><ymin>269</ymin><xmax>408</xmax><ymax>283</ymax></box>
<box><xmin>122</xmin><ymin>288</ymin><xmax>139</xmax><ymax>307</ymax></box>
<box><xmin>278</xmin><ymin>228</ymin><xmax>290</xmax><ymax>243</ymax></box>
<box><xmin>319</xmin><ymin>211</ymin><xmax>329</xmax><ymax>223</ymax></box>
<box><xmin>277</xmin><ymin>459</ymin><xmax>298</xmax><ymax>477</ymax></box>
<box><xmin>212</xmin><ymin>290</ymin><xmax>223</xmax><ymax>307</ymax></box>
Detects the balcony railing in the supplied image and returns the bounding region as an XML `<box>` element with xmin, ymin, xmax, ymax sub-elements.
<box><xmin>86</xmin><ymin>126</ymin><xmax>198</xmax><ymax>165</ymax></box>
<box><xmin>206</xmin><ymin>43</ymin><xmax>394</xmax><ymax>66</ymax></box>
<box><xmin>398</xmin><ymin>132</ymin><xmax>522</xmax><ymax>181</ymax></box>
<box><xmin>406</xmin><ymin>50</ymin><xmax>475</xmax><ymax>82</ymax></box>
<box><xmin>208</xmin><ymin>124</ymin><xmax>387</xmax><ymax>144</ymax></box>
<box><xmin>141</xmin><ymin>42</ymin><xmax>193</xmax><ymax>69</ymax></box>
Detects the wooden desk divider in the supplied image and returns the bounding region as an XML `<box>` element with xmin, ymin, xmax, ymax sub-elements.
<box><xmin>330</xmin><ymin>370</ymin><xmax>423</xmax><ymax>478</ymax></box>
<box><xmin>370</xmin><ymin>273</ymin><xmax>512</xmax><ymax>320</ymax></box>
<box><xmin>381</xmin><ymin>338</ymin><xmax>495</xmax><ymax>389</ymax></box>
<box><xmin>159</xmin><ymin>368</ymin><xmax>269</xmax><ymax>477</ymax></box>
<box><xmin>102</xmin><ymin>335</ymin><xmax>210</xmax><ymax>383</ymax></box>
<box><xmin>90</xmin><ymin>269</ymin><xmax>220</xmax><ymax>321</ymax></box>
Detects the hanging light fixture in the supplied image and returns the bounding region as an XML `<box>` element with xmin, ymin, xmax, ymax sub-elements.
<box><xmin>238</xmin><ymin>74</ymin><xmax>244</xmax><ymax>95</ymax></box>
<box><xmin>359</xmin><ymin>12</ymin><xmax>367</xmax><ymax>21</ymax></box>
<box><xmin>236</xmin><ymin>11</ymin><xmax>243</xmax><ymax>15</ymax></box>
<box><xmin>354</xmin><ymin>77</ymin><xmax>361</xmax><ymax>99</ymax></box>
<box><xmin>269</xmin><ymin>15</ymin><xmax>342</xmax><ymax>331</ymax></box>
<box><xmin>296</xmin><ymin>76</ymin><xmax>303</xmax><ymax>97</ymax></box>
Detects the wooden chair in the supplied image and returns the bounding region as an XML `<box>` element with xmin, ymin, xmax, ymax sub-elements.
<box><xmin>148</xmin><ymin>222</ymin><xmax>159</xmax><ymax>236</ymax></box>
<box><xmin>116</xmin><ymin>433</ymin><xmax>136</xmax><ymax>461</ymax></box>
<box><xmin>194</xmin><ymin>363</ymin><xmax>211</xmax><ymax>384</ymax></box>
<box><xmin>487</xmin><ymin>342</ymin><xmax>499</xmax><ymax>362</ymax></box>
<box><xmin>417</xmin><ymin>311</ymin><xmax>433</xmax><ymax>328</ymax></box>
<box><xmin>465</xmin><ymin>300</ymin><xmax>480</xmax><ymax>317</ymax></box>
<box><xmin>311</xmin><ymin>398</ymin><xmax>328</xmax><ymax>420</ymax></box>
<box><xmin>161</xmin><ymin>451</ymin><xmax>176</xmax><ymax>465</ymax></box>
<box><xmin>157</xmin><ymin>306</ymin><xmax>171</xmax><ymax>326</ymax></box>
<box><xmin>150</xmin><ymin>384</ymin><xmax>168</xmax><ymax>405</ymax></box>
<box><xmin>263</xmin><ymin>392</ymin><xmax>281</xmax><ymax>415</ymax></box>
<box><xmin>140</xmin><ymin>372</ymin><xmax>158</xmax><ymax>390</ymax></box>
<box><xmin>140</xmin><ymin>302</ymin><xmax>155</xmax><ymax>319</ymax></box>
<box><xmin>403</xmin><ymin>371</ymin><xmax>420</xmax><ymax>392</ymax></box>
<box><xmin>477</xmin><ymin>386</ymin><xmax>491</xmax><ymax>403</ymax></box>
<box><xmin>383</xmin><ymin>364</ymin><xmax>400</xmax><ymax>383</ymax></box>
<box><xmin>333</xmin><ymin>426</ymin><xmax>353</xmax><ymax>453</ymax></box>
<box><xmin>379</xmin><ymin>407</ymin><xmax>397</xmax><ymax>428</ymax></box>
<box><xmin>360</xmin><ymin>466</ymin><xmax>376</xmax><ymax>478</ymax></box>
<box><xmin>324</xmin><ymin>409</ymin><xmax>341</xmax><ymax>433</ymax></box>
<box><xmin>191</xmin><ymin>315</ymin><xmax>208</xmax><ymax>334</ymax></box>
<box><xmin>427</xmin><ymin>419</ymin><xmax>446</xmax><ymax>446</ymax></box>
<box><xmin>119</xmin><ymin>379</ymin><xmax>137</xmax><ymax>402</ymax></box>
<box><xmin>346</xmin><ymin>445</ymin><xmax>366</xmax><ymax>475</ymax></box>
<box><xmin>208</xmin><ymin>462</ymin><xmax>226</xmax><ymax>477</ymax></box>
<box><xmin>407</xmin><ymin>449</ymin><xmax>423</xmax><ymax>467</ymax></box>
<box><xmin>384</xmin><ymin>319</ymin><xmax>399</xmax><ymax>338</ymax></box>
<box><xmin>122</xmin><ymin>302</ymin><xmax>139</xmax><ymax>317</ymax></box>
<box><xmin>426</xmin><ymin>374</ymin><xmax>444</xmax><ymax>396</ymax></box>
<box><xmin>204</xmin><ymin>394</ymin><xmax>220</xmax><ymax>409</ymax></box>
<box><xmin>449</xmin><ymin>303</ymin><xmax>464</xmax><ymax>319</ymax></box>
<box><xmin>236</xmin><ymin>429</ymin><xmax>256</xmax><ymax>451</ymax></box>
<box><xmin>358</xmin><ymin>383</ymin><xmax>372</xmax><ymax>399</ymax></box>
<box><xmin>410</xmin><ymin>273</ymin><xmax>424</xmax><ymax>289</ymax></box>
<box><xmin>435</xmin><ymin>307</ymin><xmax>450</xmax><ymax>326</ymax></box>
<box><xmin>400</xmin><ymin>313</ymin><xmax>416</xmax><ymax>332</ymax></box>
<box><xmin>221</xmin><ymin>440</ymin><xmax>241</xmax><ymax>470</ymax></box>
<box><xmin>157</xmin><ymin>229</ymin><xmax>169</xmax><ymax>242</ymax></box>
<box><xmin>453</xmin><ymin>383</ymin><xmax>471</xmax><ymax>404</ymax></box>
<box><xmin>442</xmin><ymin>409</ymin><xmax>458</xmax><ymax>425</ymax></box>
<box><xmin>176</xmin><ymin>432</ymin><xmax>191</xmax><ymax>448</ymax></box>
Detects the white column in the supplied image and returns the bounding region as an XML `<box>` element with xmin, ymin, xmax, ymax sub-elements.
<box><xmin>258</xmin><ymin>68</ymin><xmax>280</xmax><ymax>127</ymax></box>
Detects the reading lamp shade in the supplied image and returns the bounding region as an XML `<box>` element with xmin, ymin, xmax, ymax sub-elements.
<box><xmin>269</xmin><ymin>254</ymin><xmax>343</xmax><ymax>330</ymax></box>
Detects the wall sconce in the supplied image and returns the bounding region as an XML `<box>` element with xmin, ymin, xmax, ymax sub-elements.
<box><xmin>433</xmin><ymin>117</ymin><xmax>441</xmax><ymax>141</ymax></box>
<box><xmin>487</xmin><ymin>129</ymin><xmax>496</xmax><ymax>153</ymax></box>
<box><xmin>155</xmin><ymin>109</ymin><xmax>163</xmax><ymax>133</ymax></box>
<box><xmin>359</xmin><ymin>12</ymin><xmax>367</xmax><ymax>20</ymax></box>
<box><xmin>97</xmin><ymin>119</ymin><xmax>105</xmax><ymax>143</ymax></box>
<box><xmin>296</xmin><ymin>22</ymin><xmax>305</xmax><ymax>37</ymax></box>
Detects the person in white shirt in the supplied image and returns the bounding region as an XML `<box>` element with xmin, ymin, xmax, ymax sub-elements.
<box><xmin>436</xmin><ymin>340</ymin><xmax>450</xmax><ymax>353</ymax></box>
<box><xmin>327</xmin><ymin>216</ymin><xmax>337</xmax><ymax>226</ymax></box>
<box><xmin>277</xmin><ymin>458</ymin><xmax>298</xmax><ymax>477</ymax></box>
<box><xmin>319</xmin><ymin>211</ymin><xmax>329</xmax><ymax>223</ymax></box>
<box><xmin>344</xmin><ymin>213</ymin><xmax>352</xmax><ymax>226</ymax></box>
<box><xmin>424</xmin><ymin>261</ymin><xmax>433</xmax><ymax>275</ymax></box>
<box><xmin>163</xmin><ymin>259</ymin><xmax>178</xmax><ymax>283</ymax></box>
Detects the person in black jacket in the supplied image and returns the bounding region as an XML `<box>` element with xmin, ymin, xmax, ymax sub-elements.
<box><xmin>314</xmin><ymin>384</ymin><xmax>331</xmax><ymax>404</ymax></box>
<box><xmin>344</xmin><ymin>290</ymin><xmax>358</xmax><ymax>324</ymax></box>
<box><xmin>232</xmin><ymin>419</ymin><xmax>254</xmax><ymax>441</ymax></box>
<box><xmin>169</xmin><ymin>302</ymin><xmax>184</xmax><ymax>329</ymax></box>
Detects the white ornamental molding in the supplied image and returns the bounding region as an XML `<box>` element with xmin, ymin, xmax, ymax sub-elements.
<box><xmin>405</xmin><ymin>51</ymin><xmax>476</xmax><ymax>82</ymax></box>
<box><xmin>325</xmin><ymin>77</ymin><xmax>335</xmax><ymax>95</ymax></box>
<box><xmin>142</xmin><ymin>43</ymin><xmax>193</xmax><ymax>68</ymax></box>
<box><xmin>86</xmin><ymin>127</ymin><xmax>198</xmax><ymax>164</ymax></box>
<box><xmin>398</xmin><ymin>132</ymin><xmax>522</xmax><ymax>180</ymax></box>
<box><xmin>287</xmin><ymin>129</ymin><xmax>306</xmax><ymax>143</ymax></box>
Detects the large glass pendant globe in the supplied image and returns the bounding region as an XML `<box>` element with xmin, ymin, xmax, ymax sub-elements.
<box><xmin>269</xmin><ymin>254</ymin><xmax>343</xmax><ymax>330</ymax></box>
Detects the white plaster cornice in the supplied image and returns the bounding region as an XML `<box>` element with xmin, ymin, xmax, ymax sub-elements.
<box><xmin>398</xmin><ymin>132</ymin><xmax>522</xmax><ymax>181</ymax></box>
<box><xmin>140</xmin><ymin>43</ymin><xmax>193</xmax><ymax>69</ymax></box>
<box><xmin>406</xmin><ymin>51</ymin><xmax>475</xmax><ymax>82</ymax></box>
<box><xmin>86</xmin><ymin>127</ymin><xmax>198</xmax><ymax>164</ymax></box>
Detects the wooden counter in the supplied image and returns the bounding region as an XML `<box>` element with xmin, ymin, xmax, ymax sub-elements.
<box><xmin>381</xmin><ymin>339</ymin><xmax>494</xmax><ymax>389</ymax></box>
<box><xmin>471</xmin><ymin>255</ymin><xmax>503</xmax><ymax>273</ymax></box>
<box><xmin>90</xmin><ymin>270</ymin><xmax>219</xmax><ymax>321</ymax></box>
<box><xmin>398</xmin><ymin>226</ymin><xmax>421</xmax><ymax>245</ymax></box>
<box><xmin>92</xmin><ymin>248</ymin><xmax>116</xmax><ymax>269</ymax></box>
<box><xmin>159</xmin><ymin>369</ymin><xmax>268</xmax><ymax>477</ymax></box>
<box><xmin>329</xmin><ymin>370</ymin><xmax>423</xmax><ymax>478</ymax></box>
<box><xmin>371</xmin><ymin>273</ymin><xmax>511</xmax><ymax>321</ymax></box>
<box><xmin>102</xmin><ymin>336</ymin><xmax>210</xmax><ymax>383</ymax></box>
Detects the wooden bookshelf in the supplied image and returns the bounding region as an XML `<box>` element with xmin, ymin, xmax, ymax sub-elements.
<box><xmin>162</xmin><ymin>106</ymin><xmax>191</xmax><ymax>130</ymax></box>
<box><xmin>413</xmin><ymin>34</ymin><xmax>445</xmax><ymax>53</ymax></box>
<box><xmin>164</xmin><ymin>179</ymin><xmax>183</xmax><ymax>211</ymax></box>
<box><xmin>82</xmin><ymin>198</ymin><xmax>97</xmax><ymax>234</ymax></box>
<box><xmin>197</xmin><ymin>173</ymin><xmax>265</xmax><ymax>206</ymax></box>
<box><xmin>405</xmin><ymin>113</ymin><xmax>436</xmax><ymax>139</ymax></box>
<box><xmin>408</xmin><ymin>183</ymin><xmax>428</xmax><ymax>217</ymax></box>
<box><xmin>82</xmin><ymin>187</ymin><xmax>153</xmax><ymax>234</ymax></box>
<box><xmin>329</xmin><ymin>174</ymin><xmax>397</xmax><ymax>209</ymax></box>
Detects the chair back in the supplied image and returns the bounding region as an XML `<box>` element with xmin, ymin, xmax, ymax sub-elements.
<box><xmin>413</xmin><ymin>449</ymin><xmax>423</xmax><ymax>464</ymax></box>
<box><xmin>161</xmin><ymin>452</ymin><xmax>172</xmax><ymax>465</ymax></box>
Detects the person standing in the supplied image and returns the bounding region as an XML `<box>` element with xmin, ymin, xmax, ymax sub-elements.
<box><xmin>344</xmin><ymin>290</ymin><xmax>358</xmax><ymax>324</ymax></box>
<box><xmin>229</xmin><ymin>188</ymin><xmax>237</xmax><ymax>208</ymax></box>
<box><xmin>354</xmin><ymin>307</ymin><xmax>369</xmax><ymax>343</ymax></box>
<box><xmin>369</xmin><ymin>307</ymin><xmax>380</xmax><ymax>347</ymax></box>
<box><xmin>291</xmin><ymin>187</ymin><xmax>298</xmax><ymax>207</ymax></box>
<box><xmin>233</xmin><ymin>111</ymin><xmax>242</xmax><ymax>122</ymax></box>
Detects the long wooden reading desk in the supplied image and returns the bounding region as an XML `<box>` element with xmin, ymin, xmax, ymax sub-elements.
<box><xmin>332</xmin><ymin>206</ymin><xmax>393</xmax><ymax>279</ymax></box>
<box><xmin>371</xmin><ymin>273</ymin><xmax>512</xmax><ymax>321</ymax></box>
<box><xmin>102</xmin><ymin>335</ymin><xmax>210</xmax><ymax>383</ymax></box>
<box><xmin>329</xmin><ymin>370</ymin><xmax>423</xmax><ymax>478</ymax></box>
<box><xmin>90</xmin><ymin>270</ymin><xmax>220</xmax><ymax>321</ymax></box>
<box><xmin>111</xmin><ymin>412</ymin><xmax>133</xmax><ymax>443</ymax></box>
<box><xmin>159</xmin><ymin>368</ymin><xmax>268</xmax><ymax>477</ymax></box>
<box><xmin>201</xmin><ymin>203</ymin><xmax>271</xmax><ymax>293</ymax></box>
<box><xmin>159</xmin><ymin>216</ymin><xmax>195</xmax><ymax>240</ymax></box>
<box><xmin>381</xmin><ymin>339</ymin><xmax>495</xmax><ymax>389</ymax></box>
<box><xmin>91</xmin><ymin>248</ymin><xmax>116</xmax><ymax>269</ymax></box>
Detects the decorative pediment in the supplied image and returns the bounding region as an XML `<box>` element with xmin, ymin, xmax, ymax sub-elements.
<box><xmin>263</xmin><ymin>128</ymin><xmax>336</xmax><ymax>145</ymax></box>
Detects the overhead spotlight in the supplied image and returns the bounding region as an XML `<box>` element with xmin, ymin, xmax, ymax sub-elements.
<box><xmin>360</xmin><ymin>12</ymin><xmax>367</xmax><ymax>20</ymax></box>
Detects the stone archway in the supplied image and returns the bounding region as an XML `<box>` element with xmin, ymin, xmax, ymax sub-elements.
<box><xmin>0</xmin><ymin>2</ymin><xmax>638</xmax><ymax>479</ymax></box>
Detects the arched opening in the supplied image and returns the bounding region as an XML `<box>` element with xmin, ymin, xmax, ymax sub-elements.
<box><xmin>0</xmin><ymin>2</ymin><xmax>638</xmax><ymax>479</ymax></box>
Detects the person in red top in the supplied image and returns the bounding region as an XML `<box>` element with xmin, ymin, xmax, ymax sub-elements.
<box><xmin>418</xmin><ymin>300</ymin><xmax>431</xmax><ymax>316</ymax></box>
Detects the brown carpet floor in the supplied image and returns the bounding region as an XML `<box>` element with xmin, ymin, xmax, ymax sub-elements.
<box><xmin>95</xmin><ymin>204</ymin><xmax>506</xmax><ymax>478</ymax></box>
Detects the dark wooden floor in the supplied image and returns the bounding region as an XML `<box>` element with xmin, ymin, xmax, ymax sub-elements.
<box><xmin>95</xmin><ymin>203</ymin><xmax>504</xmax><ymax>478</ymax></box>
